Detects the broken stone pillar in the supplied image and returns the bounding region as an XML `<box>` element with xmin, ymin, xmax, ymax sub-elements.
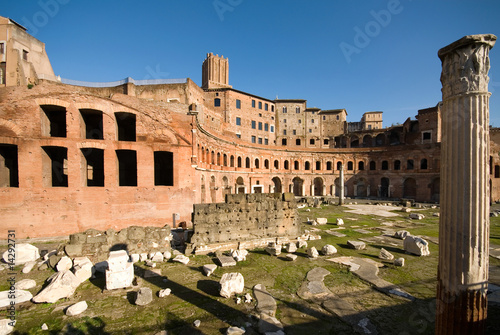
<box><xmin>339</xmin><ymin>164</ymin><xmax>344</xmax><ymax>205</ymax></box>
<box><xmin>436</xmin><ymin>34</ymin><xmax>496</xmax><ymax>334</ymax></box>
<box><xmin>105</xmin><ymin>250</ymin><xmax>134</xmax><ymax>290</ymax></box>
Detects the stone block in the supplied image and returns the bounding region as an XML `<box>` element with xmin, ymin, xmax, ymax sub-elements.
<box><xmin>135</xmin><ymin>287</ymin><xmax>153</xmax><ymax>306</ymax></box>
<box><xmin>218</xmin><ymin>255</ymin><xmax>237</xmax><ymax>267</ymax></box>
<box><xmin>66</xmin><ymin>301</ymin><xmax>88</xmax><ymax>316</ymax></box>
<box><xmin>403</xmin><ymin>236</ymin><xmax>430</xmax><ymax>256</ymax></box>
<box><xmin>203</xmin><ymin>264</ymin><xmax>217</xmax><ymax>276</ymax></box>
<box><xmin>105</xmin><ymin>262</ymin><xmax>134</xmax><ymax>290</ymax></box>
<box><xmin>282</xmin><ymin>193</ymin><xmax>295</xmax><ymax>202</ymax></box>
<box><xmin>307</xmin><ymin>247</ymin><xmax>319</xmax><ymax>258</ymax></box>
<box><xmin>0</xmin><ymin>290</ymin><xmax>33</xmax><ymax>307</ymax></box>
<box><xmin>56</xmin><ymin>256</ymin><xmax>73</xmax><ymax>272</ymax></box>
<box><xmin>321</xmin><ymin>244</ymin><xmax>337</xmax><ymax>256</ymax></box>
<box><xmin>65</xmin><ymin>244</ymin><xmax>82</xmax><ymax>258</ymax></box>
<box><xmin>86</xmin><ymin>235</ymin><xmax>107</xmax><ymax>244</ymax></box>
<box><xmin>73</xmin><ymin>257</ymin><xmax>93</xmax><ymax>283</ymax></box>
<box><xmin>127</xmin><ymin>226</ymin><xmax>146</xmax><ymax>240</ymax></box>
<box><xmin>107</xmin><ymin>250</ymin><xmax>130</xmax><ymax>271</ymax></box>
<box><xmin>2</xmin><ymin>243</ymin><xmax>40</xmax><ymax>265</ymax></box>
<box><xmin>69</xmin><ymin>233</ymin><xmax>87</xmax><ymax>245</ymax></box>
<box><xmin>32</xmin><ymin>271</ymin><xmax>80</xmax><ymax>303</ymax></box>
<box><xmin>347</xmin><ymin>240</ymin><xmax>366</xmax><ymax>250</ymax></box>
<box><xmin>219</xmin><ymin>273</ymin><xmax>244</xmax><ymax>298</ymax></box>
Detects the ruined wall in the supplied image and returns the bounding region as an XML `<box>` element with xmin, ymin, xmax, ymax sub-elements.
<box><xmin>187</xmin><ymin>193</ymin><xmax>300</xmax><ymax>254</ymax></box>
<box><xmin>65</xmin><ymin>225</ymin><xmax>172</xmax><ymax>262</ymax></box>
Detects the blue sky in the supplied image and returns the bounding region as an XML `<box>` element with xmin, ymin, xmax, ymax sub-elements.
<box><xmin>3</xmin><ymin>0</ymin><xmax>500</xmax><ymax>126</ymax></box>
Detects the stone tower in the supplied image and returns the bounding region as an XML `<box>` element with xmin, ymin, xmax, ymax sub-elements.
<box><xmin>202</xmin><ymin>53</ymin><xmax>231</xmax><ymax>89</ymax></box>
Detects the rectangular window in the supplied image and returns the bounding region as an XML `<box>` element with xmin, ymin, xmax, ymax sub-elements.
<box><xmin>336</xmin><ymin>115</ymin><xmax>339</xmax><ymax>120</ymax></box>
<box><xmin>236</xmin><ymin>134</ymin><xmax>241</xmax><ymax>138</ymax></box>
<box><xmin>270</xmin><ymin>125</ymin><xmax>274</xmax><ymax>133</ymax></box>
<box><xmin>423</xmin><ymin>131</ymin><xmax>432</xmax><ymax>141</ymax></box>
<box><xmin>264</xmin><ymin>123</ymin><xmax>269</xmax><ymax>131</ymax></box>
<box><xmin>407</xmin><ymin>159</ymin><xmax>414</xmax><ymax>170</ymax></box>
<box><xmin>0</xmin><ymin>144</ymin><xmax>19</xmax><ymax>187</ymax></box>
<box><xmin>258</xmin><ymin>122</ymin><xmax>262</xmax><ymax>130</ymax></box>
<box><xmin>41</xmin><ymin>105</ymin><xmax>67</xmax><ymax>138</ymax></box>
<box><xmin>116</xmin><ymin>150</ymin><xmax>137</xmax><ymax>186</ymax></box>
<box><xmin>80</xmin><ymin>109</ymin><xmax>103</xmax><ymax>139</ymax></box>
<box><xmin>0</xmin><ymin>43</ymin><xmax>4</xmax><ymax>54</ymax></box>
<box><xmin>265</xmin><ymin>103</ymin><xmax>268</xmax><ymax>111</ymax></box>
<box><xmin>22</xmin><ymin>50</ymin><xmax>28</xmax><ymax>61</ymax></box>
<box><xmin>265</xmin><ymin>138</ymin><xmax>268</xmax><ymax>145</ymax></box>
<box><xmin>251</xmin><ymin>120</ymin><xmax>256</xmax><ymax>129</ymax></box>
<box><xmin>81</xmin><ymin>148</ymin><xmax>104</xmax><ymax>187</ymax></box>
<box><xmin>323</xmin><ymin>116</ymin><xmax>326</xmax><ymax>120</ymax></box>
<box><xmin>271</xmin><ymin>105</ymin><xmax>274</xmax><ymax>112</ymax></box>
<box><xmin>236</xmin><ymin>117</ymin><xmax>241</xmax><ymax>126</ymax></box>
<box><xmin>298</xmin><ymin>119</ymin><xmax>301</xmax><ymax>124</ymax></box>
<box><xmin>42</xmin><ymin>146</ymin><xmax>68</xmax><ymax>187</ymax></box>
<box><xmin>258</xmin><ymin>137</ymin><xmax>262</xmax><ymax>144</ymax></box>
<box><xmin>296</xmin><ymin>107</ymin><xmax>300</xmax><ymax>113</ymax></box>
<box><xmin>154</xmin><ymin>151</ymin><xmax>174</xmax><ymax>186</ymax></box>
<box><xmin>324</xmin><ymin>139</ymin><xmax>329</xmax><ymax>145</ymax></box>
<box><xmin>311</xmin><ymin>119</ymin><xmax>314</xmax><ymax>123</ymax></box>
<box><xmin>283</xmin><ymin>130</ymin><xmax>286</xmax><ymax>135</ymax></box>
<box><xmin>258</xmin><ymin>101</ymin><xmax>262</xmax><ymax>109</ymax></box>
<box><xmin>252</xmin><ymin>100</ymin><xmax>256</xmax><ymax>108</ymax></box>
<box><xmin>284</xmin><ymin>119</ymin><xmax>287</xmax><ymax>123</ymax></box>
<box><xmin>251</xmin><ymin>136</ymin><xmax>256</xmax><ymax>143</ymax></box>
<box><xmin>293</xmin><ymin>129</ymin><xmax>296</xmax><ymax>135</ymax></box>
<box><xmin>236</xmin><ymin>99</ymin><xmax>241</xmax><ymax>109</ymax></box>
<box><xmin>115</xmin><ymin>112</ymin><xmax>136</xmax><ymax>141</ymax></box>
<box><xmin>309</xmin><ymin>129</ymin><xmax>312</xmax><ymax>133</ymax></box>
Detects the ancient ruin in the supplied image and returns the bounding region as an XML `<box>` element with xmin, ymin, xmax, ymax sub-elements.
<box><xmin>436</xmin><ymin>34</ymin><xmax>496</xmax><ymax>334</ymax></box>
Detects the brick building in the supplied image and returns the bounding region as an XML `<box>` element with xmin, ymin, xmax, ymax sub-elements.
<box><xmin>1</xmin><ymin>16</ymin><xmax>499</xmax><ymax>238</ymax></box>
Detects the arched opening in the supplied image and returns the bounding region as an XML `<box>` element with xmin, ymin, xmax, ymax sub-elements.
<box><xmin>245</xmin><ymin>157</ymin><xmax>250</xmax><ymax>168</ymax></box>
<box><xmin>356</xmin><ymin>178</ymin><xmax>367</xmax><ymax>197</ymax></box>
<box><xmin>375</xmin><ymin>133</ymin><xmax>385</xmax><ymax>146</ymax></box>
<box><xmin>337</xmin><ymin>161</ymin><xmax>342</xmax><ymax>171</ymax></box>
<box><xmin>217</xmin><ymin>152</ymin><xmax>221</xmax><ymax>165</ymax></box>
<box><xmin>389</xmin><ymin>131</ymin><xmax>400</xmax><ymax>145</ymax></box>
<box><xmin>292</xmin><ymin>177</ymin><xmax>303</xmax><ymax>196</ymax></box>
<box><xmin>334</xmin><ymin>177</ymin><xmax>341</xmax><ymax>196</ymax></box>
<box><xmin>363</xmin><ymin>135</ymin><xmax>373</xmax><ymax>147</ymax></box>
<box><xmin>350</xmin><ymin>136</ymin><xmax>359</xmax><ymax>148</ymax></box>
<box><xmin>210</xmin><ymin>175</ymin><xmax>216</xmax><ymax>202</ymax></box>
<box><xmin>223</xmin><ymin>154</ymin><xmax>228</xmax><ymax>166</ymax></box>
<box><xmin>222</xmin><ymin>176</ymin><xmax>231</xmax><ymax>197</ymax></box>
<box><xmin>403</xmin><ymin>178</ymin><xmax>417</xmax><ymax>199</ymax></box>
<box><xmin>236</xmin><ymin>176</ymin><xmax>245</xmax><ymax>194</ymax></box>
<box><xmin>347</xmin><ymin>161</ymin><xmax>353</xmax><ymax>170</ymax></box>
<box><xmin>369</xmin><ymin>161</ymin><xmax>376</xmax><ymax>170</ymax></box>
<box><xmin>272</xmin><ymin>177</ymin><xmax>282</xmax><ymax>193</ymax></box>
<box><xmin>294</xmin><ymin>160</ymin><xmax>300</xmax><ymax>170</ymax></box>
<box><xmin>382</xmin><ymin>161</ymin><xmax>389</xmax><ymax>170</ymax></box>
<box><xmin>230</xmin><ymin>155</ymin><xmax>234</xmax><ymax>167</ymax></box>
<box><xmin>313</xmin><ymin>177</ymin><xmax>324</xmax><ymax>196</ymax></box>
<box><xmin>316</xmin><ymin>161</ymin><xmax>321</xmax><ymax>171</ymax></box>
<box><xmin>296</xmin><ymin>139</ymin><xmax>301</xmax><ymax>146</ymax></box>
<box><xmin>326</xmin><ymin>161</ymin><xmax>333</xmax><ymax>171</ymax></box>
<box><xmin>255</xmin><ymin>158</ymin><xmax>260</xmax><ymax>169</ymax></box>
<box><xmin>274</xmin><ymin>160</ymin><xmax>279</xmax><ymax>169</ymax></box>
<box><xmin>358</xmin><ymin>161</ymin><xmax>364</xmax><ymax>171</ymax></box>
<box><xmin>211</xmin><ymin>151</ymin><xmax>215</xmax><ymax>164</ymax></box>
<box><xmin>201</xmin><ymin>147</ymin><xmax>205</xmax><ymax>163</ymax></box>
<box><xmin>305</xmin><ymin>161</ymin><xmax>311</xmax><ymax>170</ymax></box>
<box><xmin>237</xmin><ymin>156</ymin><xmax>242</xmax><ymax>168</ymax></box>
<box><xmin>264</xmin><ymin>159</ymin><xmax>269</xmax><ymax>169</ymax></box>
<box><xmin>380</xmin><ymin>177</ymin><xmax>389</xmax><ymax>198</ymax></box>
<box><xmin>201</xmin><ymin>175</ymin><xmax>206</xmax><ymax>203</ymax></box>
<box><xmin>284</xmin><ymin>160</ymin><xmax>289</xmax><ymax>170</ymax></box>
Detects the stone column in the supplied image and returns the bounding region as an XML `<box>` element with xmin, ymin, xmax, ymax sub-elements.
<box><xmin>436</xmin><ymin>34</ymin><xmax>496</xmax><ymax>335</ymax></box>
<box><xmin>339</xmin><ymin>164</ymin><xmax>344</xmax><ymax>205</ymax></box>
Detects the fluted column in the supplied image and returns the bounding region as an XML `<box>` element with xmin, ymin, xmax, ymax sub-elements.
<box><xmin>436</xmin><ymin>34</ymin><xmax>496</xmax><ymax>335</ymax></box>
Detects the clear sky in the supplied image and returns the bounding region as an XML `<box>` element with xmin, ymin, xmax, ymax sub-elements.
<box><xmin>3</xmin><ymin>0</ymin><xmax>500</xmax><ymax>126</ymax></box>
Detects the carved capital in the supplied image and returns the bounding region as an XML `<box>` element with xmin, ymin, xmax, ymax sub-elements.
<box><xmin>439</xmin><ymin>34</ymin><xmax>496</xmax><ymax>98</ymax></box>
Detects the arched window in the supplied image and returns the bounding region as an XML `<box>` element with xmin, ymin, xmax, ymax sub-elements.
<box><xmin>347</xmin><ymin>161</ymin><xmax>353</xmax><ymax>170</ymax></box>
<box><xmin>237</xmin><ymin>156</ymin><xmax>242</xmax><ymax>168</ymax></box>
<box><xmin>316</xmin><ymin>161</ymin><xmax>321</xmax><ymax>170</ymax></box>
<box><xmin>245</xmin><ymin>157</ymin><xmax>250</xmax><ymax>168</ymax></box>
<box><xmin>337</xmin><ymin>161</ymin><xmax>342</xmax><ymax>170</ymax></box>
<box><xmin>296</xmin><ymin>139</ymin><xmax>301</xmax><ymax>146</ymax></box>
<box><xmin>305</xmin><ymin>161</ymin><xmax>311</xmax><ymax>170</ymax></box>
<box><xmin>284</xmin><ymin>160</ymin><xmax>289</xmax><ymax>170</ymax></box>
<box><xmin>326</xmin><ymin>161</ymin><xmax>333</xmax><ymax>171</ymax></box>
<box><xmin>223</xmin><ymin>154</ymin><xmax>228</xmax><ymax>166</ymax></box>
<box><xmin>369</xmin><ymin>161</ymin><xmax>376</xmax><ymax>170</ymax></box>
<box><xmin>264</xmin><ymin>159</ymin><xmax>269</xmax><ymax>169</ymax></box>
<box><xmin>382</xmin><ymin>161</ymin><xmax>389</xmax><ymax>170</ymax></box>
<box><xmin>274</xmin><ymin>160</ymin><xmax>279</xmax><ymax>169</ymax></box>
<box><xmin>358</xmin><ymin>161</ymin><xmax>364</xmax><ymax>170</ymax></box>
<box><xmin>294</xmin><ymin>160</ymin><xmax>300</xmax><ymax>170</ymax></box>
<box><xmin>282</xmin><ymin>138</ymin><xmax>287</xmax><ymax>146</ymax></box>
<box><xmin>420</xmin><ymin>158</ymin><xmax>428</xmax><ymax>170</ymax></box>
<box><xmin>217</xmin><ymin>152</ymin><xmax>221</xmax><ymax>165</ymax></box>
<box><xmin>255</xmin><ymin>158</ymin><xmax>260</xmax><ymax>169</ymax></box>
<box><xmin>230</xmin><ymin>155</ymin><xmax>234</xmax><ymax>167</ymax></box>
<box><xmin>394</xmin><ymin>160</ymin><xmax>401</xmax><ymax>170</ymax></box>
<box><xmin>211</xmin><ymin>151</ymin><xmax>215</xmax><ymax>164</ymax></box>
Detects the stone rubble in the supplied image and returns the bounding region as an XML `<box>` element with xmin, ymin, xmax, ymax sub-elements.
<box><xmin>265</xmin><ymin>243</ymin><xmax>282</xmax><ymax>256</ymax></box>
<box><xmin>32</xmin><ymin>271</ymin><xmax>80</xmax><ymax>303</ymax></box>
<box><xmin>135</xmin><ymin>287</ymin><xmax>153</xmax><ymax>306</ymax></box>
<box><xmin>149</xmin><ymin>252</ymin><xmax>164</xmax><ymax>262</ymax></box>
<box><xmin>15</xmin><ymin>279</ymin><xmax>36</xmax><ymax>290</ymax></box>
<box><xmin>321</xmin><ymin>244</ymin><xmax>337</xmax><ymax>256</ymax></box>
<box><xmin>394</xmin><ymin>230</ymin><xmax>411</xmax><ymax>240</ymax></box>
<box><xmin>0</xmin><ymin>319</ymin><xmax>15</xmax><ymax>335</ymax></box>
<box><xmin>336</xmin><ymin>218</ymin><xmax>345</xmax><ymax>225</ymax></box>
<box><xmin>0</xmin><ymin>290</ymin><xmax>33</xmax><ymax>308</ymax></box>
<box><xmin>307</xmin><ymin>247</ymin><xmax>319</xmax><ymax>258</ymax></box>
<box><xmin>203</xmin><ymin>264</ymin><xmax>217</xmax><ymax>276</ymax></box>
<box><xmin>72</xmin><ymin>257</ymin><xmax>93</xmax><ymax>283</ymax></box>
<box><xmin>409</xmin><ymin>213</ymin><xmax>425</xmax><ymax>220</ymax></box>
<box><xmin>285</xmin><ymin>253</ymin><xmax>298</xmax><ymax>261</ymax></box>
<box><xmin>394</xmin><ymin>258</ymin><xmax>405</xmax><ymax>267</ymax></box>
<box><xmin>219</xmin><ymin>273</ymin><xmax>244</xmax><ymax>298</ymax></box>
<box><xmin>66</xmin><ymin>301</ymin><xmax>88</xmax><ymax>316</ymax></box>
<box><xmin>284</xmin><ymin>242</ymin><xmax>297</xmax><ymax>253</ymax></box>
<box><xmin>56</xmin><ymin>256</ymin><xmax>73</xmax><ymax>272</ymax></box>
<box><xmin>347</xmin><ymin>240</ymin><xmax>366</xmax><ymax>250</ymax></box>
<box><xmin>404</xmin><ymin>236</ymin><xmax>430</xmax><ymax>256</ymax></box>
<box><xmin>231</xmin><ymin>249</ymin><xmax>248</xmax><ymax>262</ymax></box>
<box><xmin>378</xmin><ymin>248</ymin><xmax>394</xmax><ymax>261</ymax></box>
<box><xmin>2</xmin><ymin>244</ymin><xmax>40</xmax><ymax>265</ymax></box>
<box><xmin>158</xmin><ymin>288</ymin><xmax>171</xmax><ymax>298</ymax></box>
<box><xmin>172</xmin><ymin>254</ymin><xmax>190</xmax><ymax>264</ymax></box>
<box><xmin>217</xmin><ymin>255</ymin><xmax>237</xmax><ymax>267</ymax></box>
<box><xmin>21</xmin><ymin>261</ymin><xmax>37</xmax><ymax>274</ymax></box>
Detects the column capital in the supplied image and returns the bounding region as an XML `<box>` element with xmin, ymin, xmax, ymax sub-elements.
<box><xmin>439</xmin><ymin>34</ymin><xmax>496</xmax><ymax>98</ymax></box>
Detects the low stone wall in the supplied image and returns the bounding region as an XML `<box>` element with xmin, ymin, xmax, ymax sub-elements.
<box><xmin>65</xmin><ymin>226</ymin><xmax>172</xmax><ymax>262</ymax></box>
<box><xmin>186</xmin><ymin>193</ymin><xmax>301</xmax><ymax>254</ymax></box>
